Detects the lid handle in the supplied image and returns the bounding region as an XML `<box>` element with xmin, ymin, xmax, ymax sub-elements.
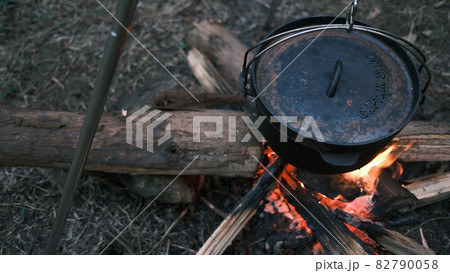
<box><xmin>326</xmin><ymin>60</ymin><xmax>343</xmax><ymax>98</ymax></box>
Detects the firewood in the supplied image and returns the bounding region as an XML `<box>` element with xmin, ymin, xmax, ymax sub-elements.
<box><xmin>293</xmin><ymin>168</ymin><xmax>363</xmax><ymax>201</ymax></box>
<box><xmin>395</xmin><ymin>121</ymin><xmax>450</xmax><ymax>162</ymax></box>
<box><xmin>371</xmin><ymin>170</ymin><xmax>418</xmax><ymax>217</ymax></box>
<box><xmin>153</xmin><ymin>90</ymin><xmax>245</xmax><ymax>110</ymax></box>
<box><xmin>0</xmin><ymin>107</ymin><xmax>262</xmax><ymax>178</ymax></box>
<box><xmin>1</xmin><ymin>106</ymin><xmax>449</xmax><ymax>177</ymax></box>
<box><xmin>197</xmin><ymin>157</ymin><xmax>284</xmax><ymax>255</ymax></box>
<box><xmin>334</xmin><ymin>209</ymin><xmax>435</xmax><ymax>255</ymax></box>
<box><xmin>185</xmin><ymin>20</ymin><xmax>249</xmax><ymax>93</ymax></box>
<box><xmin>404</xmin><ymin>173</ymin><xmax>450</xmax><ymax>208</ymax></box>
<box><xmin>187</xmin><ymin>48</ymin><xmax>235</xmax><ymax>95</ymax></box>
<box><xmin>280</xmin><ymin>172</ymin><xmax>374</xmax><ymax>254</ymax></box>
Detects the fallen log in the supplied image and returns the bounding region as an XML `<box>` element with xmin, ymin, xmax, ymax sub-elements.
<box><xmin>197</xmin><ymin>156</ymin><xmax>284</xmax><ymax>255</ymax></box>
<box><xmin>0</xmin><ymin>106</ymin><xmax>449</xmax><ymax>176</ymax></box>
<box><xmin>0</xmin><ymin>107</ymin><xmax>262</xmax><ymax>178</ymax></box>
<box><xmin>405</xmin><ymin>173</ymin><xmax>450</xmax><ymax>208</ymax></box>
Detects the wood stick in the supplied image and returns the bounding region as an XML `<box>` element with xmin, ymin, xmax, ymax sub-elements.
<box><xmin>280</xmin><ymin>172</ymin><xmax>374</xmax><ymax>254</ymax></box>
<box><xmin>0</xmin><ymin>107</ymin><xmax>262</xmax><ymax>178</ymax></box>
<box><xmin>334</xmin><ymin>209</ymin><xmax>435</xmax><ymax>255</ymax></box>
<box><xmin>197</xmin><ymin>157</ymin><xmax>284</xmax><ymax>255</ymax></box>
<box><xmin>405</xmin><ymin>173</ymin><xmax>450</xmax><ymax>208</ymax></box>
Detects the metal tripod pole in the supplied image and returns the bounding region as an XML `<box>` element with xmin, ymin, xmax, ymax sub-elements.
<box><xmin>46</xmin><ymin>0</ymin><xmax>138</xmax><ymax>254</ymax></box>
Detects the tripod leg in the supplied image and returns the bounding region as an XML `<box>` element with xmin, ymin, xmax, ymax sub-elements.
<box><xmin>46</xmin><ymin>0</ymin><xmax>138</xmax><ymax>254</ymax></box>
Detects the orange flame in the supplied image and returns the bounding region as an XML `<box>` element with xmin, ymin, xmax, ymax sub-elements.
<box><xmin>342</xmin><ymin>143</ymin><xmax>410</xmax><ymax>194</ymax></box>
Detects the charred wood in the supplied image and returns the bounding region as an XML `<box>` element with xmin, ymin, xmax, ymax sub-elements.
<box><xmin>197</xmin><ymin>157</ymin><xmax>284</xmax><ymax>255</ymax></box>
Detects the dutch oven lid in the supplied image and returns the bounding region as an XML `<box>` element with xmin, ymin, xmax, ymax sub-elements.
<box><xmin>253</xmin><ymin>28</ymin><xmax>421</xmax><ymax>146</ymax></box>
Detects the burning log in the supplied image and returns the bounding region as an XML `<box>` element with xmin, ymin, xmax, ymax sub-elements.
<box><xmin>265</xmin><ymin>230</ymin><xmax>313</xmax><ymax>254</ymax></box>
<box><xmin>0</xmin><ymin>107</ymin><xmax>262</xmax><ymax>178</ymax></box>
<box><xmin>371</xmin><ymin>170</ymin><xmax>418</xmax><ymax>217</ymax></box>
<box><xmin>293</xmin><ymin>168</ymin><xmax>363</xmax><ymax>201</ymax></box>
<box><xmin>280</xmin><ymin>171</ymin><xmax>375</xmax><ymax>255</ymax></box>
<box><xmin>404</xmin><ymin>173</ymin><xmax>450</xmax><ymax>208</ymax></box>
<box><xmin>334</xmin><ymin>209</ymin><xmax>435</xmax><ymax>255</ymax></box>
<box><xmin>197</xmin><ymin>156</ymin><xmax>284</xmax><ymax>255</ymax></box>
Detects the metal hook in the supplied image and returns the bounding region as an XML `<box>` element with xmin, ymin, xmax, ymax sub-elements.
<box><xmin>346</xmin><ymin>0</ymin><xmax>359</xmax><ymax>33</ymax></box>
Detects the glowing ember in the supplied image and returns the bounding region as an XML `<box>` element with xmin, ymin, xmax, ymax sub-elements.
<box><xmin>264</xmin><ymin>187</ymin><xmax>312</xmax><ymax>233</ymax></box>
<box><xmin>261</xmin><ymin>142</ymin><xmax>413</xmax><ymax>254</ymax></box>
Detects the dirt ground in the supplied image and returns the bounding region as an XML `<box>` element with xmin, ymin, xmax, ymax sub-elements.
<box><xmin>0</xmin><ymin>0</ymin><xmax>449</xmax><ymax>254</ymax></box>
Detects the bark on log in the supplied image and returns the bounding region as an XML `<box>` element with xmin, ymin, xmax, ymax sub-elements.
<box><xmin>0</xmin><ymin>107</ymin><xmax>262</xmax><ymax>178</ymax></box>
<box><xmin>1</xmin><ymin>106</ymin><xmax>449</xmax><ymax>176</ymax></box>
<box><xmin>405</xmin><ymin>173</ymin><xmax>450</xmax><ymax>208</ymax></box>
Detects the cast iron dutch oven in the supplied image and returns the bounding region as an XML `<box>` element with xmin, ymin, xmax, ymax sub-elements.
<box><xmin>240</xmin><ymin>16</ymin><xmax>431</xmax><ymax>174</ymax></box>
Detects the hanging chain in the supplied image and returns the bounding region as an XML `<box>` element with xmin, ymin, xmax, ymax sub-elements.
<box><xmin>346</xmin><ymin>0</ymin><xmax>359</xmax><ymax>32</ymax></box>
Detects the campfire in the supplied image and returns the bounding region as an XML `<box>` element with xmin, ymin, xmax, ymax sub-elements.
<box><xmin>263</xmin><ymin>143</ymin><xmax>413</xmax><ymax>253</ymax></box>
<box><xmin>199</xmin><ymin>142</ymin><xmax>440</xmax><ymax>255</ymax></box>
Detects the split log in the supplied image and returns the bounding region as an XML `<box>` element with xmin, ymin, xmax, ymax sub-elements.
<box><xmin>186</xmin><ymin>48</ymin><xmax>247</xmax><ymax>111</ymax></box>
<box><xmin>405</xmin><ymin>173</ymin><xmax>450</xmax><ymax>208</ymax></box>
<box><xmin>334</xmin><ymin>209</ymin><xmax>435</xmax><ymax>255</ymax></box>
<box><xmin>395</xmin><ymin>121</ymin><xmax>450</xmax><ymax>162</ymax></box>
<box><xmin>280</xmin><ymin>172</ymin><xmax>374</xmax><ymax>254</ymax></box>
<box><xmin>185</xmin><ymin>20</ymin><xmax>248</xmax><ymax>93</ymax></box>
<box><xmin>187</xmin><ymin>48</ymin><xmax>235</xmax><ymax>96</ymax></box>
<box><xmin>0</xmin><ymin>107</ymin><xmax>262</xmax><ymax>178</ymax></box>
<box><xmin>197</xmin><ymin>157</ymin><xmax>284</xmax><ymax>255</ymax></box>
